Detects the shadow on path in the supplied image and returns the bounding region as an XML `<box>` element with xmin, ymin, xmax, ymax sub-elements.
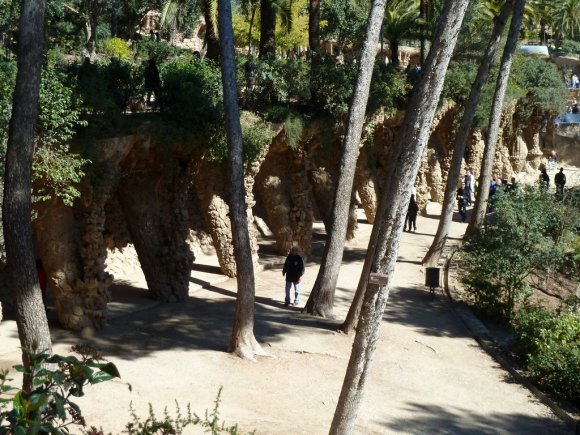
<box><xmin>380</xmin><ymin>402</ymin><xmax>571</xmax><ymax>434</ymax></box>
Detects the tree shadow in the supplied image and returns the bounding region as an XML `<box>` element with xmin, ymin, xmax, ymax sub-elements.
<box><xmin>379</xmin><ymin>402</ymin><xmax>572</xmax><ymax>434</ymax></box>
<box><xmin>382</xmin><ymin>286</ymin><xmax>470</xmax><ymax>338</ymax></box>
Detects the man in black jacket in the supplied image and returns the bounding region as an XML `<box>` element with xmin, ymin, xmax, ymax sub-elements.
<box><xmin>282</xmin><ymin>246</ymin><xmax>305</xmax><ymax>307</ymax></box>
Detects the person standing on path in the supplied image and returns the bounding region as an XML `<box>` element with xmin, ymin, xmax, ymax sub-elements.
<box><xmin>405</xmin><ymin>194</ymin><xmax>419</xmax><ymax>232</ymax></box>
<box><xmin>464</xmin><ymin>169</ymin><xmax>475</xmax><ymax>206</ymax></box>
<box><xmin>457</xmin><ymin>182</ymin><xmax>468</xmax><ymax>222</ymax></box>
<box><xmin>554</xmin><ymin>167</ymin><xmax>566</xmax><ymax>199</ymax></box>
<box><xmin>282</xmin><ymin>246</ymin><xmax>305</xmax><ymax>307</ymax></box>
<box><xmin>539</xmin><ymin>168</ymin><xmax>550</xmax><ymax>188</ymax></box>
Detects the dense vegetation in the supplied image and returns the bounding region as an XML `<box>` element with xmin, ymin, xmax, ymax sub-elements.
<box><xmin>459</xmin><ymin>186</ymin><xmax>580</xmax><ymax>405</ymax></box>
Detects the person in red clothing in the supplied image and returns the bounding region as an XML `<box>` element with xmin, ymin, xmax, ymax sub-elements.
<box><xmin>36</xmin><ymin>259</ymin><xmax>48</xmax><ymax>308</ymax></box>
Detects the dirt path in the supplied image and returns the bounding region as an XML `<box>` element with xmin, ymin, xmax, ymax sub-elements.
<box><xmin>0</xmin><ymin>206</ymin><xmax>572</xmax><ymax>434</ymax></box>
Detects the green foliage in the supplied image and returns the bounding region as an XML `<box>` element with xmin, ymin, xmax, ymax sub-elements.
<box><xmin>311</xmin><ymin>57</ymin><xmax>358</xmax><ymax>121</ymax></box>
<box><xmin>0</xmin><ymin>345</ymin><xmax>120</xmax><ymax>433</ymax></box>
<box><xmin>124</xmin><ymin>388</ymin><xmax>241</xmax><ymax>435</ymax></box>
<box><xmin>103</xmin><ymin>38</ymin><xmax>131</xmax><ymax>60</ymax></box>
<box><xmin>367</xmin><ymin>64</ymin><xmax>409</xmax><ymax>115</ymax></box>
<box><xmin>283</xmin><ymin>112</ymin><xmax>304</xmax><ymax>150</ymax></box>
<box><xmin>35</xmin><ymin>61</ymin><xmax>90</xmax><ymax>206</ymax></box>
<box><xmin>511</xmin><ymin>53</ymin><xmax>568</xmax><ymax>118</ymax></box>
<box><xmin>133</xmin><ymin>39</ymin><xmax>176</xmax><ymax>63</ymax></box>
<box><xmin>558</xmin><ymin>39</ymin><xmax>580</xmax><ymax>55</ymax></box>
<box><xmin>320</xmin><ymin>0</ymin><xmax>369</xmax><ymax>53</ymax></box>
<box><xmin>161</xmin><ymin>58</ymin><xmax>224</xmax><ymax>138</ymax></box>
<box><xmin>459</xmin><ymin>186</ymin><xmax>568</xmax><ymax>318</ymax></box>
<box><xmin>512</xmin><ymin>306</ymin><xmax>580</xmax><ymax>405</ymax></box>
<box><xmin>206</xmin><ymin>112</ymin><xmax>274</xmax><ymax>165</ymax></box>
<box><xmin>248</xmin><ymin>56</ymin><xmax>311</xmax><ymax>106</ymax></box>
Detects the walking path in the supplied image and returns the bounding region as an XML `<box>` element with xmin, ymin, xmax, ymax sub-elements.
<box><xmin>0</xmin><ymin>205</ymin><xmax>573</xmax><ymax>434</ymax></box>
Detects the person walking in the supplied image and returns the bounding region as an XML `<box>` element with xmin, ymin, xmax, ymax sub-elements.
<box><xmin>282</xmin><ymin>246</ymin><xmax>305</xmax><ymax>307</ymax></box>
<box><xmin>464</xmin><ymin>169</ymin><xmax>475</xmax><ymax>206</ymax></box>
<box><xmin>554</xmin><ymin>167</ymin><xmax>566</xmax><ymax>199</ymax></box>
<box><xmin>539</xmin><ymin>168</ymin><xmax>550</xmax><ymax>188</ymax></box>
<box><xmin>456</xmin><ymin>182</ymin><xmax>468</xmax><ymax>222</ymax></box>
<box><xmin>405</xmin><ymin>194</ymin><xmax>419</xmax><ymax>232</ymax></box>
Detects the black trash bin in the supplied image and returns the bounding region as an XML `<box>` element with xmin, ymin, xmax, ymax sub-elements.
<box><xmin>425</xmin><ymin>267</ymin><xmax>440</xmax><ymax>294</ymax></box>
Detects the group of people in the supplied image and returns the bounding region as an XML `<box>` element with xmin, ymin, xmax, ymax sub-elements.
<box><xmin>539</xmin><ymin>167</ymin><xmax>567</xmax><ymax>197</ymax></box>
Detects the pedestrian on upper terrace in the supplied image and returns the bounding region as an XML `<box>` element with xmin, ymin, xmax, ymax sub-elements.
<box><xmin>572</xmin><ymin>74</ymin><xmax>579</xmax><ymax>89</ymax></box>
<box><xmin>539</xmin><ymin>168</ymin><xmax>550</xmax><ymax>188</ymax></box>
<box><xmin>405</xmin><ymin>194</ymin><xmax>419</xmax><ymax>232</ymax></box>
<box><xmin>555</xmin><ymin>167</ymin><xmax>566</xmax><ymax>199</ymax></box>
<box><xmin>282</xmin><ymin>246</ymin><xmax>305</xmax><ymax>307</ymax></box>
<box><xmin>456</xmin><ymin>182</ymin><xmax>468</xmax><ymax>222</ymax></box>
<box><xmin>144</xmin><ymin>58</ymin><xmax>161</xmax><ymax>108</ymax></box>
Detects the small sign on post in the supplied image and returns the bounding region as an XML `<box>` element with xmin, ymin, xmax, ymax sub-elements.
<box><xmin>368</xmin><ymin>273</ymin><xmax>388</xmax><ymax>286</ymax></box>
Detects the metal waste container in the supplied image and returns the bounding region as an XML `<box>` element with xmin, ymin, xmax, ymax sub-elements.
<box><xmin>425</xmin><ymin>267</ymin><xmax>440</xmax><ymax>294</ymax></box>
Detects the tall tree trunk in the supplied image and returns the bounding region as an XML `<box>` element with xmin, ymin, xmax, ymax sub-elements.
<box><xmin>248</xmin><ymin>5</ymin><xmax>257</xmax><ymax>55</ymax></box>
<box><xmin>419</xmin><ymin>0</ymin><xmax>426</xmax><ymax>66</ymax></box>
<box><xmin>204</xmin><ymin>0</ymin><xmax>220</xmax><ymax>61</ymax></box>
<box><xmin>330</xmin><ymin>0</ymin><xmax>470</xmax><ymax>430</ymax></box>
<box><xmin>308</xmin><ymin>0</ymin><xmax>320</xmax><ymax>52</ymax></box>
<box><xmin>259</xmin><ymin>0</ymin><xmax>276</xmax><ymax>57</ymax></box>
<box><xmin>3</xmin><ymin>0</ymin><xmax>51</xmax><ymax>391</ymax></box>
<box><xmin>466</xmin><ymin>0</ymin><xmax>525</xmax><ymax>236</ymax></box>
<box><xmin>218</xmin><ymin>0</ymin><xmax>267</xmax><ymax>361</ymax></box>
<box><xmin>422</xmin><ymin>1</ymin><xmax>512</xmax><ymax>266</ymax></box>
<box><xmin>304</xmin><ymin>0</ymin><xmax>388</xmax><ymax>318</ymax></box>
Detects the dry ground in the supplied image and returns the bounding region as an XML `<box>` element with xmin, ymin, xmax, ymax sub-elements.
<box><xmin>0</xmin><ymin>201</ymin><xmax>573</xmax><ymax>434</ymax></box>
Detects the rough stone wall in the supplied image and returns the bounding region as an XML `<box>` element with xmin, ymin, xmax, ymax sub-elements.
<box><xmin>194</xmin><ymin>161</ymin><xmax>260</xmax><ymax>277</ymax></box>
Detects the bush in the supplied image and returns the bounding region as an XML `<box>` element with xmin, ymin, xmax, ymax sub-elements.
<box><xmin>558</xmin><ymin>39</ymin><xmax>580</xmax><ymax>55</ymax></box>
<box><xmin>459</xmin><ymin>186</ymin><xmax>567</xmax><ymax>318</ymax></box>
<box><xmin>103</xmin><ymin>38</ymin><xmax>131</xmax><ymax>60</ymax></box>
<box><xmin>249</xmin><ymin>56</ymin><xmax>311</xmax><ymax>107</ymax></box>
<box><xmin>311</xmin><ymin>58</ymin><xmax>358</xmax><ymax>121</ymax></box>
<box><xmin>368</xmin><ymin>63</ymin><xmax>409</xmax><ymax>115</ymax></box>
<box><xmin>0</xmin><ymin>345</ymin><xmax>120</xmax><ymax>433</ymax></box>
<box><xmin>133</xmin><ymin>39</ymin><xmax>175</xmax><ymax>63</ymax></box>
<box><xmin>512</xmin><ymin>306</ymin><xmax>580</xmax><ymax>405</ymax></box>
<box><xmin>161</xmin><ymin>58</ymin><xmax>224</xmax><ymax>138</ymax></box>
<box><xmin>124</xmin><ymin>388</ymin><xmax>241</xmax><ymax>435</ymax></box>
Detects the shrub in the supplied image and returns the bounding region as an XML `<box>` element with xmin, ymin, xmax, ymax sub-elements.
<box><xmin>249</xmin><ymin>56</ymin><xmax>311</xmax><ymax>106</ymax></box>
<box><xmin>35</xmin><ymin>62</ymin><xmax>90</xmax><ymax>206</ymax></box>
<box><xmin>512</xmin><ymin>306</ymin><xmax>580</xmax><ymax>405</ymax></box>
<box><xmin>558</xmin><ymin>39</ymin><xmax>580</xmax><ymax>55</ymax></box>
<box><xmin>103</xmin><ymin>37</ymin><xmax>131</xmax><ymax>60</ymax></box>
<box><xmin>124</xmin><ymin>388</ymin><xmax>241</xmax><ymax>435</ymax></box>
<box><xmin>459</xmin><ymin>186</ymin><xmax>567</xmax><ymax>318</ymax></box>
<box><xmin>368</xmin><ymin>63</ymin><xmax>409</xmax><ymax>115</ymax></box>
<box><xmin>161</xmin><ymin>58</ymin><xmax>224</xmax><ymax>138</ymax></box>
<box><xmin>133</xmin><ymin>39</ymin><xmax>175</xmax><ymax>63</ymax></box>
<box><xmin>311</xmin><ymin>58</ymin><xmax>358</xmax><ymax>121</ymax></box>
<box><xmin>0</xmin><ymin>345</ymin><xmax>120</xmax><ymax>433</ymax></box>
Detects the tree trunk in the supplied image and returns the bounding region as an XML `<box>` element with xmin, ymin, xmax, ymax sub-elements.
<box><xmin>218</xmin><ymin>0</ymin><xmax>267</xmax><ymax>360</ymax></box>
<box><xmin>466</xmin><ymin>0</ymin><xmax>525</xmax><ymax>236</ymax></box>
<box><xmin>248</xmin><ymin>5</ymin><xmax>257</xmax><ymax>55</ymax></box>
<box><xmin>389</xmin><ymin>40</ymin><xmax>399</xmax><ymax>67</ymax></box>
<box><xmin>304</xmin><ymin>0</ymin><xmax>388</xmax><ymax>318</ymax></box>
<box><xmin>259</xmin><ymin>0</ymin><xmax>276</xmax><ymax>57</ymax></box>
<box><xmin>330</xmin><ymin>0</ymin><xmax>470</xmax><ymax>430</ymax></box>
<box><xmin>2</xmin><ymin>0</ymin><xmax>51</xmax><ymax>391</ymax></box>
<box><xmin>422</xmin><ymin>1</ymin><xmax>512</xmax><ymax>266</ymax></box>
<box><xmin>203</xmin><ymin>0</ymin><xmax>220</xmax><ymax>61</ymax></box>
<box><xmin>308</xmin><ymin>0</ymin><xmax>320</xmax><ymax>52</ymax></box>
<box><xmin>419</xmin><ymin>0</ymin><xmax>426</xmax><ymax>66</ymax></box>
